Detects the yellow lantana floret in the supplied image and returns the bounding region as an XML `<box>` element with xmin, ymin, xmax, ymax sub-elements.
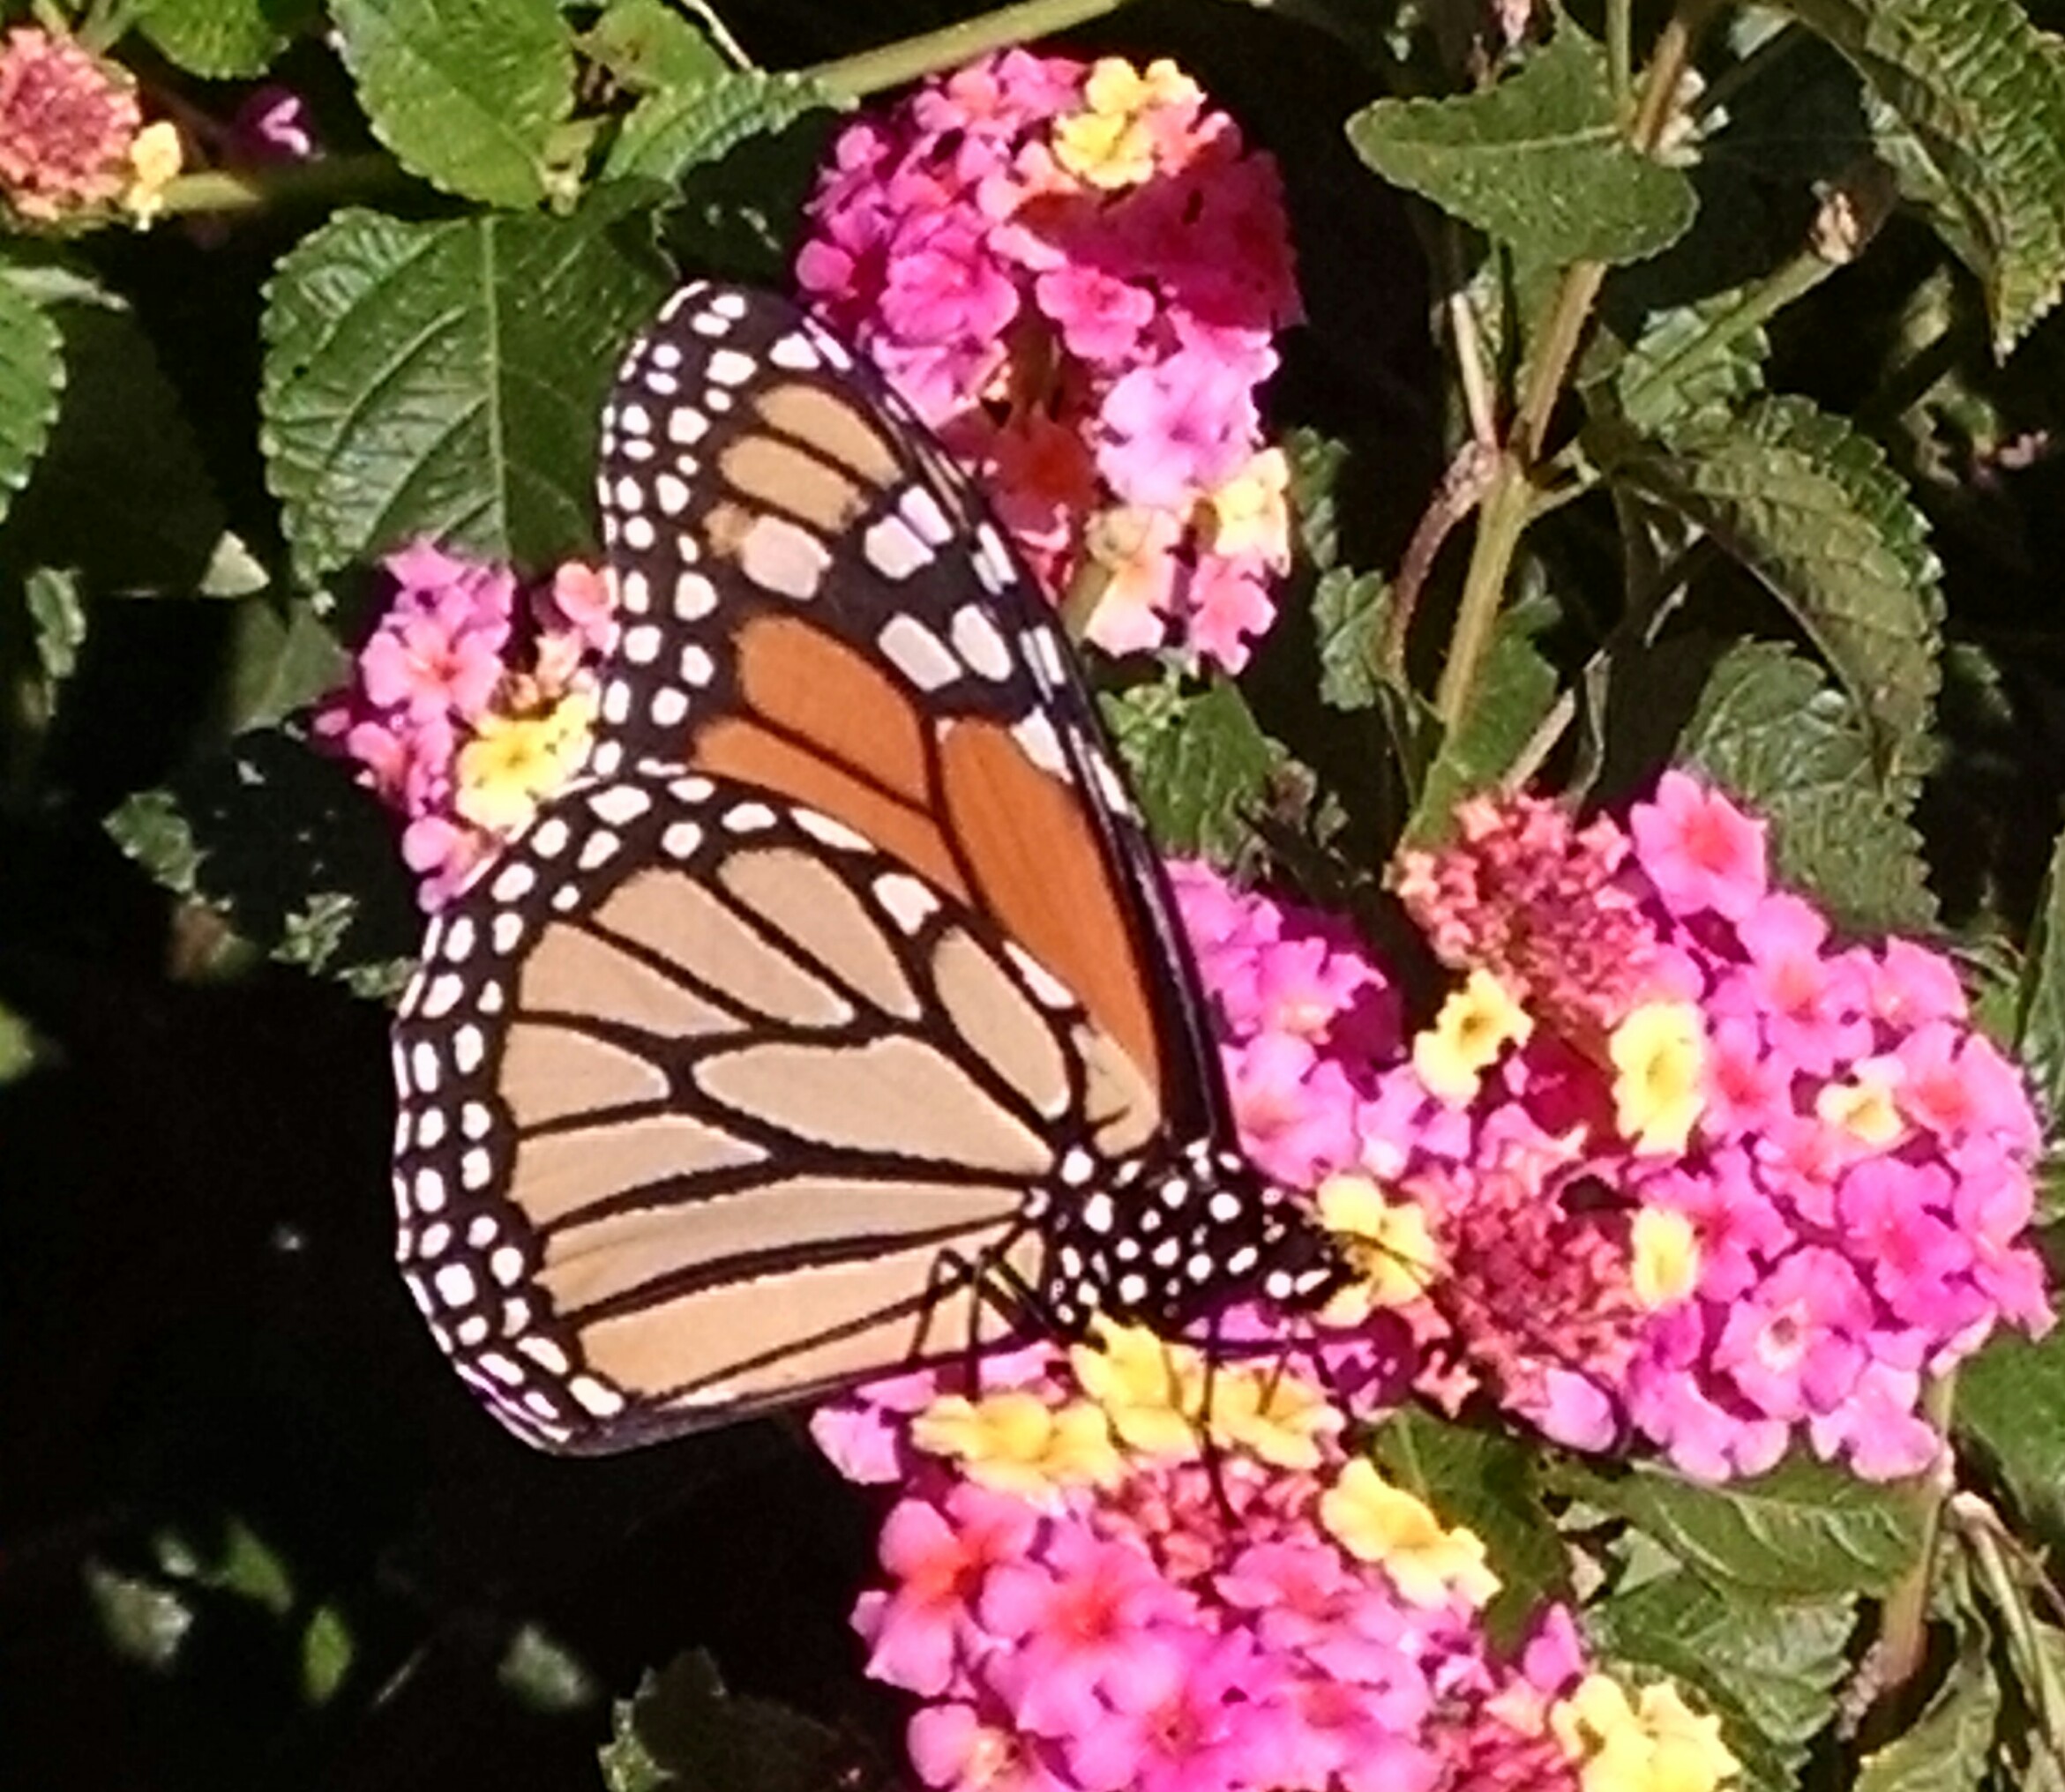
<box><xmin>1630</xmin><ymin>1206</ymin><xmax>1701</xmax><ymax>1310</ymax></box>
<box><xmin>1316</xmin><ymin>1174</ymin><xmax>1442</xmax><ymax>1322</ymax></box>
<box><xmin>1552</xmin><ymin>1674</ymin><xmax>1740</xmax><ymax>1792</ymax></box>
<box><xmin>1053</xmin><ymin>56</ymin><xmax>1201</xmax><ymax>190</ymax></box>
<box><xmin>1082</xmin><ymin>56</ymin><xmax>1203</xmax><ymax>116</ymax></box>
<box><xmin>911</xmin><ymin>1391</ymin><xmax>1122</xmax><ymax>1499</ymax></box>
<box><xmin>1199</xmin><ymin>448</ymin><xmax>1291</xmax><ymax>567</ymax></box>
<box><xmin>1814</xmin><ymin>1061</ymin><xmax>1904</xmax><ymax>1147</ymax></box>
<box><xmin>453</xmin><ymin>691</ymin><xmax>595</xmax><ymax>833</ymax></box>
<box><xmin>1069</xmin><ymin>1319</ymin><xmax>1205</xmax><ymax>1460</ymax></box>
<box><xmin>123</xmin><ymin>120</ymin><xmax>182</xmax><ymax>223</ymax></box>
<box><xmin>1319</xmin><ymin>1457</ymin><xmax>1500</xmax><ymax>1609</ymax></box>
<box><xmin>1205</xmin><ymin>1365</ymin><xmax>1344</xmax><ymax>1471</ymax></box>
<box><xmin>1412</xmin><ymin>970</ymin><xmax>1534</xmax><ymax>1105</ymax></box>
<box><xmin>1051</xmin><ymin>108</ymin><xmax>1154</xmax><ymax>189</ymax></box>
<box><xmin>1609</xmin><ymin>1001</ymin><xmax>1707</xmax><ymax>1154</ymax></box>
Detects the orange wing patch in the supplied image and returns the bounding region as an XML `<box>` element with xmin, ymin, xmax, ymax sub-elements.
<box><xmin>938</xmin><ymin>719</ymin><xmax>1161</xmax><ymax>1089</ymax></box>
<box><xmin>683</xmin><ymin>609</ymin><xmax>1163</xmax><ymax>1094</ymax></box>
<box><xmin>690</xmin><ymin>614</ymin><xmax>969</xmax><ymax>900</ymax></box>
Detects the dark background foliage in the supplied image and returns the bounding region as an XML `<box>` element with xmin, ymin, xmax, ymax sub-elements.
<box><xmin>7</xmin><ymin>0</ymin><xmax>2065</xmax><ymax>1784</ymax></box>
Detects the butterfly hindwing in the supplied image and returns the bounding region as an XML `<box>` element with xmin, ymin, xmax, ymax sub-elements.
<box><xmin>390</xmin><ymin>769</ymin><xmax>1149</xmax><ymax>1451</ymax></box>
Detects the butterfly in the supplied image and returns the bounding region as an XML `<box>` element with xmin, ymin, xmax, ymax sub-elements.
<box><xmin>388</xmin><ymin>281</ymin><xmax>1343</xmax><ymax>1453</ymax></box>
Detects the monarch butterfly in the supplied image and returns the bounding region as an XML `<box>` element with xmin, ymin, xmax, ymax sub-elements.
<box><xmin>389</xmin><ymin>282</ymin><xmax>1343</xmax><ymax>1453</ymax></box>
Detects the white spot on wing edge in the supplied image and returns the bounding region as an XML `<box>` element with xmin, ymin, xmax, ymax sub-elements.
<box><xmin>738</xmin><ymin>515</ymin><xmax>830</xmax><ymax>599</ymax></box>
<box><xmin>875</xmin><ymin>872</ymin><xmax>939</xmax><ymax>931</ymax></box>
<box><xmin>950</xmin><ymin>606</ymin><xmax>1012</xmax><ymax>679</ymax></box>
<box><xmin>879</xmin><ymin>615</ymin><xmax>958</xmax><ymax>691</ymax></box>
<box><xmin>864</xmin><ymin>513</ymin><xmax>934</xmax><ymax>580</ymax></box>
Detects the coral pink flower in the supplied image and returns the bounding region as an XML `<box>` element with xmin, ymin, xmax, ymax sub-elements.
<box><xmin>0</xmin><ymin>27</ymin><xmax>141</xmax><ymax>220</ymax></box>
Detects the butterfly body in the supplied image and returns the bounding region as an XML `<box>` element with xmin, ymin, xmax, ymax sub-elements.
<box><xmin>390</xmin><ymin>282</ymin><xmax>1341</xmax><ymax>1453</ymax></box>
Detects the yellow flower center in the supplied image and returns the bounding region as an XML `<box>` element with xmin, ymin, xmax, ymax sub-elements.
<box><xmin>1609</xmin><ymin>1001</ymin><xmax>1707</xmax><ymax>1154</ymax></box>
<box><xmin>1319</xmin><ymin>1457</ymin><xmax>1500</xmax><ymax>1608</ymax></box>
<box><xmin>1412</xmin><ymin>970</ymin><xmax>1534</xmax><ymax>1105</ymax></box>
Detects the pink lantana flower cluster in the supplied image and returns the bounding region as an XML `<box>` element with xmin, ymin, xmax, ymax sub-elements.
<box><xmin>0</xmin><ymin>26</ymin><xmax>180</xmax><ymax>225</ymax></box>
<box><xmin>813</xmin><ymin>1329</ymin><xmax>1737</xmax><ymax>1792</ymax></box>
<box><xmin>312</xmin><ymin>544</ymin><xmax>615</xmax><ymax>910</ymax></box>
<box><xmin>795</xmin><ymin>51</ymin><xmax>1299</xmax><ymax>672</ymax></box>
<box><xmin>1172</xmin><ymin>773</ymin><xmax>2052</xmax><ymax>1483</ymax></box>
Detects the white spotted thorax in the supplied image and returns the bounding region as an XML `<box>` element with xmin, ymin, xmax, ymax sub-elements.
<box><xmin>387</xmin><ymin>280</ymin><xmax>1346</xmax><ymax>1454</ymax></box>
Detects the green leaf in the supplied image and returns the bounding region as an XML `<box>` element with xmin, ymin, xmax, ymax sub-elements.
<box><xmin>500</xmin><ymin>1622</ymin><xmax>599</xmax><ymax>1713</ymax></box>
<box><xmin>1605</xmin><ymin>291</ymin><xmax>1772</xmax><ymax>438</ymax></box>
<box><xmin>1557</xmin><ymin>1453</ymin><xmax>1927</xmax><ymax>1599</ymax></box>
<box><xmin>331</xmin><ymin>0</ymin><xmax>577</xmax><ymax>207</ymax></box>
<box><xmin>1313</xmin><ymin>567</ymin><xmax>1393</xmax><ymax>712</ymax></box>
<box><xmin>260</xmin><ymin>198</ymin><xmax>670</xmax><ymax>585</ymax></box>
<box><xmin>2017</xmin><ymin>825</ymin><xmax>2065</xmax><ymax>1132</ymax></box>
<box><xmin>605</xmin><ymin>69</ymin><xmax>840</xmax><ymax>185</ymax></box>
<box><xmin>302</xmin><ymin>1604</ymin><xmax>355</xmax><ymax>1706</ymax></box>
<box><xmin>1346</xmin><ymin>32</ymin><xmax>1696</xmax><ymax>265</ymax></box>
<box><xmin>1402</xmin><ymin>611</ymin><xmax>1558</xmax><ymax>848</ymax></box>
<box><xmin>1777</xmin><ymin>0</ymin><xmax>2065</xmax><ymax>353</ymax></box>
<box><xmin>156</xmin><ymin>1516</ymin><xmax>295</xmax><ymax>1616</ymax></box>
<box><xmin>1855</xmin><ymin>1627</ymin><xmax>1999</xmax><ymax>1792</ymax></box>
<box><xmin>1590</xmin><ymin>1570</ymin><xmax>1854</xmax><ymax>1792</ymax></box>
<box><xmin>1368</xmin><ymin>1411</ymin><xmax>1569</xmax><ymax>1646</ymax></box>
<box><xmin>0</xmin><ymin>295</ymin><xmax>228</xmax><ymax>594</ymax></box>
<box><xmin>584</xmin><ymin>0</ymin><xmax>733</xmax><ymax>90</ymax></box>
<box><xmin>1102</xmin><ymin>676</ymin><xmax>1288</xmax><ymax>863</ymax></box>
<box><xmin>137</xmin><ymin>0</ymin><xmax>320</xmax><ymax>76</ymax></box>
<box><xmin>221</xmin><ymin>594</ymin><xmax>350</xmax><ymax>733</ymax></box>
<box><xmin>1617</xmin><ymin>396</ymin><xmax>1942</xmax><ymax>788</ymax></box>
<box><xmin>600</xmin><ymin>1652</ymin><xmax>840</xmax><ymax>1792</ymax></box>
<box><xmin>660</xmin><ymin>110</ymin><xmax>841</xmax><ymax>286</ymax></box>
<box><xmin>0</xmin><ymin>273</ymin><xmax>62</xmax><ymax>530</ymax></box>
<box><xmin>84</xmin><ymin>1562</ymin><xmax>194</xmax><ymax>1672</ymax></box>
<box><xmin>1956</xmin><ymin>1327</ymin><xmax>2065</xmax><ymax>1545</ymax></box>
<box><xmin>0</xmin><ymin>998</ymin><xmax>40</xmax><ymax>1084</ymax></box>
<box><xmin>1285</xmin><ymin>427</ymin><xmax>1350</xmax><ymax>572</ymax></box>
<box><xmin>25</xmin><ymin>565</ymin><xmax>83</xmax><ymax>683</ymax></box>
<box><xmin>1680</xmin><ymin>641</ymin><xmax>1935</xmax><ymax>934</ymax></box>
<box><xmin>106</xmin><ymin>728</ymin><xmax>421</xmax><ymax>1002</ymax></box>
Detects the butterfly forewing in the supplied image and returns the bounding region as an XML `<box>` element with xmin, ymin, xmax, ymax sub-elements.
<box><xmin>593</xmin><ymin>282</ymin><xmax>1229</xmax><ymax>1141</ymax></box>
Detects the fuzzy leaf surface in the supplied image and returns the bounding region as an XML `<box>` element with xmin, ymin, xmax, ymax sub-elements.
<box><xmin>0</xmin><ymin>273</ymin><xmax>62</xmax><ymax>532</ymax></box>
<box><xmin>138</xmin><ymin>0</ymin><xmax>320</xmax><ymax>75</ymax></box>
<box><xmin>605</xmin><ymin>70</ymin><xmax>840</xmax><ymax>184</ymax></box>
<box><xmin>1779</xmin><ymin>0</ymin><xmax>2065</xmax><ymax>352</ymax></box>
<box><xmin>1103</xmin><ymin>677</ymin><xmax>1288</xmax><ymax>863</ymax></box>
<box><xmin>261</xmin><ymin>200</ymin><xmax>670</xmax><ymax>584</ymax></box>
<box><xmin>1558</xmin><ymin>1454</ymin><xmax>1926</xmax><ymax>1599</ymax></box>
<box><xmin>1590</xmin><ymin>1571</ymin><xmax>1854</xmax><ymax>1792</ymax></box>
<box><xmin>1346</xmin><ymin>33</ymin><xmax>1696</xmax><ymax>265</ymax></box>
<box><xmin>332</xmin><ymin>0</ymin><xmax>576</xmax><ymax>206</ymax></box>
<box><xmin>1619</xmin><ymin>397</ymin><xmax>1942</xmax><ymax>788</ymax></box>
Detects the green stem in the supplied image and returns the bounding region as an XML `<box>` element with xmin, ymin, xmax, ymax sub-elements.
<box><xmin>155</xmin><ymin>152</ymin><xmax>411</xmax><ymax>217</ymax></box>
<box><xmin>1606</xmin><ymin>0</ymin><xmax>1633</xmax><ymax>109</ymax></box>
<box><xmin>1861</xmin><ymin>1376</ymin><xmax>1957</xmax><ymax>1746</ymax></box>
<box><xmin>808</xmin><ymin>0</ymin><xmax>1134</xmax><ymax>100</ymax></box>
<box><xmin>1433</xmin><ymin>457</ymin><xmax>1530</xmax><ymax>724</ymax></box>
<box><xmin>1433</xmin><ymin>0</ymin><xmax>1710</xmax><ymax>727</ymax></box>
